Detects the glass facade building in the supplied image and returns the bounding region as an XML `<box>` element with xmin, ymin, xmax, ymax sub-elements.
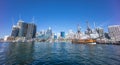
<box><xmin>11</xmin><ymin>20</ymin><xmax>37</xmax><ymax>39</ymax></box>
<box><xmin>60</xmin><ymin>32</ymin><xmax>65</xmax><ymax>38</ymax></box>
<box><xmin>11</xmin><ymin>25</ymin><xmax>19</xmax><ymax>37</ymax></box>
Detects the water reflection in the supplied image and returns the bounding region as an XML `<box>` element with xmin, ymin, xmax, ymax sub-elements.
<box><xmin>0</xmin><ymin>42</ymin><xmax>120</xmax><ymax>65</ymax></box>
<box><xmin>0</xmin><ymin>42</ymin><xmax>34</xmax><ymax>65</ymax></box>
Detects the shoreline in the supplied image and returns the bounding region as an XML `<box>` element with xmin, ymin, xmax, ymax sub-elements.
<box><xmin>0</xmin><ymin>41</ymin><xmax>120</xmax><ymax>45</ymax></box>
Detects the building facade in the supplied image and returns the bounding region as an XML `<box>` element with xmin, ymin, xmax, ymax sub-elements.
<box><xmin>46</xmin><ymin>27</ymin><xmax>52</xmax><ymax>38</ymax></box>
<box><xmin>60</xmin><ymin>31</ymin><xmax>65</xmax><ymax>38</ymax></box>
<box><xmin>26</xmin><ymin>23</ymin><xmax>36</xmax><ymax>39</ymax></box>
<box><xmin>108</xmin><ymin>25</ymin><xmax>120</xmax><ymax>41</ymax></box>
<box><xmin>11</xmin><ymin>25</ymin><xmax>19</xmax><ymax>37</ymax></box>
<box><xmin>18</xmin><ymin>21</ymin><xmax>28</xmax><ymax>37</ymax></box>
<box><xmin>104</xmin><ymin>33</ymin><xmax>110</xmax><ymax>39</ymax></box>
<box><xmin>11</xmin><ymin>20</ymin><xmax>37</xmax><ymax>39</ymax></box>
<box><xmin>96</xmin><ymin>28</ymin><xmax>104</xmax><ymax>38</ymax></box>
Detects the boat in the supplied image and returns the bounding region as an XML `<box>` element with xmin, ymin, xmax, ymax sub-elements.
<box><xmin>72</xmin><ymin>21</ymin><xmax>98</xmax><ymax>44</ymax></box>
<box><xmin>72</xmin><ymin>39</ymin><xmax>96</xmax><ymax>44</ymax></box>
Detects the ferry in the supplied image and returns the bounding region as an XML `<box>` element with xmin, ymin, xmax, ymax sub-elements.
<box><xmin>72</xmin><ymin>39</ymin><xmax>96</xmax><ymax>44</ymax></box>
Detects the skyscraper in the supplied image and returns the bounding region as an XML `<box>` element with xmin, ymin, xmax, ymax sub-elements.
<box><xmin>11</xmin><ymin>19</ymin><xmax>37</xmax><ymax>39</ymax></box>
<box><xmin>32</xmin><ymin>24</ymin><xmax>36</xmax><ymax>38</ymax></box>
<box><xmin>17</xmin><ymin>20</ymin><xmax>28</xmax><ymax>37</ymax></box>
<box><xmin>11</xmin><ymin>25</ymin><xmax>19</xmax><ymax>37</ymax></box>
<box><xmin>46</xmin><ymin>27</ymin><xmax>52</xmax><ymax>37</ymax></box>
<box><xmin>26</xmin><ymin>23</ymin><xmax>36</xmax><ymax>39</ymax></box>
<box><xmin>60</xmin><ymin>31</ymin><xmax>65</xmax><ymax>38</ymax></box>
<box><xmin>54</xmin><ymin>34</ymin><xmax>57</xmax><ymax>39</ymax></box>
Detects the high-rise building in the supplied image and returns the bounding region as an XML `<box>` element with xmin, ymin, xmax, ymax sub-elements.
<box><xmin>18</xmin><ymin>20</ymin><xmax>28</xmax><ymax>37</ymax></box>
<box><xmin>37</xmin><ymin>27</ymin><xmax>52</xmax><ymax>40</ymax></box>
<box><xmin>26</xmin><ymin>23</ymin><xmax>36</xmax><ymax>39</ymax></box>
<box><xmin>11</xmin><ymin>25</ymin><xmax>19</xmax><ymax>37</ymax></box>
<box><xmin>46</xmin><ymin>27</ymin><xmax>52</xmax><ymax>37</ymax></box>
<box><xmin>108</xmin><ymin>25</ymin><xmax>120</xmax><ymax>41</ymax></box>
<box><xmin>54</xmin><ymin>34</ymin><xmax>57</xmax><ymax>39</ymax></box>
<box><xmin>60</xmin><ymin>31</ymin><xmax>65</xmax><ymax>38</ymax></box>
<box><xmin>32</xmin><ymin>24</ymin><xmax>36</xmax><ymax>38</ymax></box>
<box><xmin>11</xmin><ymin>19</ymin><xmax>37</xmax><ymax>39</ymax></box>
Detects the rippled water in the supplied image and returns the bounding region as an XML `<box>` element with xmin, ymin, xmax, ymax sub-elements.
<box><xmin>0</xmin><ymin>42</ymin><xmax>120</xmax><ymax>65</ymax></box>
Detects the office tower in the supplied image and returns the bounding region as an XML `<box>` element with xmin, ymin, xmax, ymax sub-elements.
<box><xmin>46</xmin><ymin>27</ymin><xmax>52</xmax><ymax>38</ymax></box>
<box><xmin>60</xmin><ymin>31</ymin><xmax>65</xmax><ymax>38</ymax></box>
<box><xmin>17</xmin><ymin>20</ymin><xmax>28</xmax><ymax>37</ymax></box>
<box><xmin>54</xmin><ymin>34</ymin><xmax>57</xmax><ymax>39</ymax></box>
<box><xmin>32</xmin><ymin>24</ymin><xmax>36</xmax><ymax>38</ymax></box>
<box><xmin>26</xmin><ymin>23</ymin><xmax>36</xmax><ymax>39</ymax></box>
<box><xmin>16</xmin><ymin>20</ymin><xmax>36</xmax><ymax>38</ymax></box>
<box><xmin>11</xmin><ymin>25</ymin><xmax>19</xmax><ymax>37</ymax></box>
<box><xmin>96</xmin><ymin>27</ymin><xmax>104</xmax><ymax>38</ymax></box>
<box><xmin>108</xmin><ymin>25</ymin><xmax>120</xmax><ymax>41</ymax></box>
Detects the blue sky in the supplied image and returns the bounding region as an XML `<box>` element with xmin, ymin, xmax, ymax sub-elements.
<box><xmin>0</xmin><ymin>0</ymin><xmax>120</xmax><ymax>38</ymax></box>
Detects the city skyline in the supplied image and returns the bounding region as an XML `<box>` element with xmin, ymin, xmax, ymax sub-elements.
<box><xmin>0</xmin><ymin>0</ymin><xmax>120</xmax><ymax>38</ymax></box>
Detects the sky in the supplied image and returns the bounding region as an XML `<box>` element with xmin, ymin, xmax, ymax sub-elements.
<box><xmin>0</xmin><ymin>0</ymin><xmax>120</xmax><ymax>38</ymax></box>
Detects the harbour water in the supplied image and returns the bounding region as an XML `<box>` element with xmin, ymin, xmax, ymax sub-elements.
<box><xmin>0</xmin><ymin>42</ymin><xmax>120</xmax><ymax>65</ymax></box>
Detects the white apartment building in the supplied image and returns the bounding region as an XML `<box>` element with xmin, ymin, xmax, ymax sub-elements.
<box><xmin>108</xmin><ymin>25</ymin><xmax>120</xmax><ymax>41</ymax></box>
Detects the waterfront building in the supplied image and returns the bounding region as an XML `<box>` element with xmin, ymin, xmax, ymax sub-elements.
<box><xmin>41</xmin><ymin>30</ymin><xmax>46</xmax><ymax>35</ymax></box>
<box><xmin>11</xmin><ymin>25</ymin><xmax>19</xmax><ymax>37</ymax></box>
<box><xmin>17</xmin><ymin>20</ymin><xmax>28</xmax><ymax>37</ymax></box>
<box><xmin>57</xmin><ymin>33</ymin><xmax>60</xmax><ymax>38</ymax></box>
<box><xmin>108</xmin><ymin>25</ymin><xmax>120</xmax><ymax>41</ymax></box>
<box><xmin>46</xmin><ymin>27</ymin><xmax>52</xmax><ymax>38</ymax></box>
<box><xmin>26</xmin><ymin>23</ymin><xmax>36</xmax><ymax>39</ymax></box>
<box><xmin>4</xmin><ymin>36</ymin><xmax>15</xmax><ymax>41</ymax></box>
<box><xmin>60</xmin><ymin>31</ymin><xmax>65</xmax><ymax>38</ymax></box>
<box><xmin>104</xmin><ymin>33</ymin><xmax>110</xmax><ymax>39</ymax></box>
<box><xmin>37</xmin><ymin>27</ymin><xmax>52</xmax><ymax>41</ymax></box>
<box><xmin>96</xmin><ymin>27</ymin><xmax>104</xmax><ymax>38</ymax></box>
<box><xmin>54</xmin><ymin>34</ymin><xmax>57</xmax><ymax>39</ymax></box>
<box><xmin>11</xmin><ymin>19</ymin><xmax>37</xmax><ymax>39</ymax></box>
<box><xmin>0</xmin><ymin>38</ymin><xmax>4</xmax><ymax>42</ymax></box>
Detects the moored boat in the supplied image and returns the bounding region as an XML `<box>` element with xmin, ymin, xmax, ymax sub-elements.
<box><xmin>72</xmin><ymin>39</ymin><xmax>96</xmax><ymax>44</ymax></box>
